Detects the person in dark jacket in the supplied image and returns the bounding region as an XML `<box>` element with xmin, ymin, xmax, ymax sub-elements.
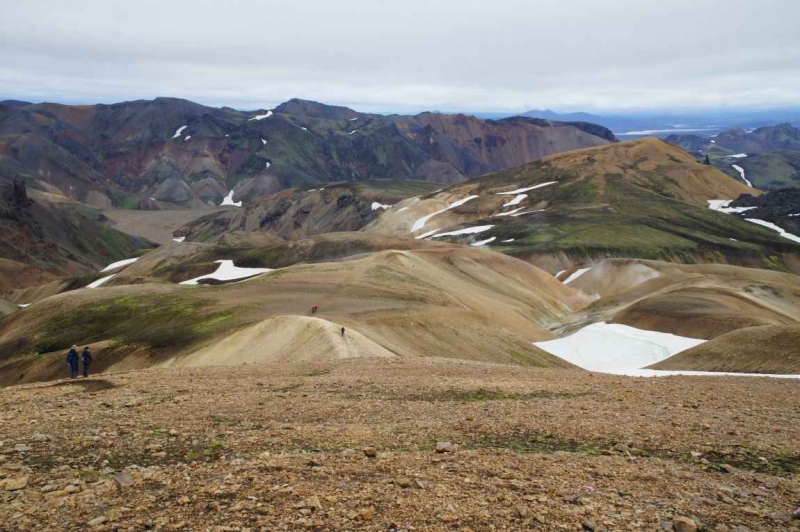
<box><xmin>81</xmin><ymin>347</ymin><xmax>93</xmax><ymax>378</ymax></box>
<box><xmin>66</xmin><ymin>345</ymin><xmax>79</xmax><ymax>379</ymax></box>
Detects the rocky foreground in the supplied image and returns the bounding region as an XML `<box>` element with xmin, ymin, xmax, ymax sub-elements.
<box><xmin>1</xmin><ymin>358</ymin><xmax>799</xmax><ymax>531</ymax></box>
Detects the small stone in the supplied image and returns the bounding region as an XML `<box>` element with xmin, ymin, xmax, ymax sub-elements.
<box><xmin>3</xmin><ymin>476</ymin><xmax>28</xmax><ymax>491</ymax></box>
<box><xmin>64</xmin><ymin>485</ymin><xmax>80</xmax><ymax>494</ymax></box>
<box><xmin>307</xmin><ymin>457</ymin><xmax>323</xmax><ymax>467</ymax></box>
<box><xmin>582</xmin><ymin>518</ymin><xmax>596</xmax><ymax>531</ymax></box>
<box><xmin>720</xmin><ymin>464</ymin><xmax>735</xmax><ymax>474</ymax></box>
<box><xmin>13</xmin><ymin>444</ymin><xmax>31</xmax><ymax>452</ymax></box>
<box><xmin>88</xmin><ymin>516</ymin><xmax>107</xmax><ymax>527</ymax></box>
<box><xmin>673</xmin><ymin>516</ymin><xmax>698</xmax><ymax>532</ymax></box>
<box><xmin>32</xmin><ymin>434</ymin><xmax>50</xmax><ymax>442</ymax></box>
<box><xmin>362</xmin><ymin>447</ymin><xmax>377</xmax><ymax>458</ymax></box>
<box><xmin>439</xmin><ymin>514</ymin><xmax>459</xmax><ymax>523</ymax></box>
<box><xmin>435</xmin><ymin>441</ymin><xmax>455</xmax><ymax>453</ymax></box>
<box><xmin>357</xmin><ymin>506</ymin><xmax>375</xmax><ymax>521</ymax></box>
<box><xmin>114</xmin><ymin>471</ymin><xmax>135</xmax><ymax>488</ymax></box>
<box><xmin>395</xmin><ymin>478</ymin><xmax>412</xmax><ymax>488</ymax></box>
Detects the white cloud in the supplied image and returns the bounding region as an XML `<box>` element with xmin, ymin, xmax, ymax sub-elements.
<box><xmin>1</xmin><ymin>0</ymin><xmax>799</xmax><ymax>112</ymax></box>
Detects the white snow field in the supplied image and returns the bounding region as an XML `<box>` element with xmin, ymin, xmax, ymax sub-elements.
<box><xmin>535</xmin><ymin>322</ymin><xmax>800</xmax><ymax>379</ymax></box>
<box><xmin>430</xmin><ymin>225</ymin><xmax>494</xmax><ymax>238</ymax></box>
<box><xmin>101</xmin><ymin>258</ymin><xmax>139</xmax><ymax>272</ymax></box>
<box><xmin>707</xmin><ymin>200</ymin><xmax>756</xmax><ymax>214</ymax></box>
<box><xmin>562</xmin><ymin>268</ymin><xmax>590</xmax><ymax>284</ymax></box>
<box><xmin>248</xmin><ymin>111</ymin><xmax>273</xmax><ymax>121</ymax></box>
<box><xmin>220</xmin><ymin>190</ymin><xmax>242</xmax><ymax>207</ymax></box>
<box><xmin>87</xmin><ymin>274</ymin><xmax>117</xmax><ymax>289</ymax></box>
<box><xmin>470</xmin><ymin>236</ymin><xmax>496</xmax><ymax>247</ymax></box>
<box><xmin>503</xmin><ymin>194</ymin><xmax>527</xmax><ymax>207</ymax></box>
<box><xmin>535</xmin><ymin>322</ymin><xmax>705</xmax><ymax>373</ymax></box>
<box><xmin>497</xmin><ymin>182</ymin><xmax>557</xmax><ymax>195</ymax></box>
<box><xmin>415</xmin><ymin>229</ymin><xmax>439</xmax><ymax>239</ymax></box>
<box><xmin>171</xmin><ymin>125</ymin><xmax>187</xmax><ymax>138</ymax></box>
<box><xmin>179</xmin><ymin>260</ymin><xmax>272</xmax><ymax>286</ymax></box>
<box><xmin>745</xmin><ymin>218</ymin><xmax>800</xmax><ymax>244</ymax></box>
<box><xmin>411</xmin><ymin>195</ymin><xmax>479</xmax><ymax>232</ymax></box>
<box><xmin>371</xmin><ymin>202</ymin><xmax>390</xmax><ymax>211</ymax></box>
<box><xmin>495</xmin><ymin>207</ymin><xmax>525</xmax><ymax>217</ymax></box>
<box><xmin>731</xmin><ymin>164</ymin><xmax>752</xmax><ymax>187</ymax></box>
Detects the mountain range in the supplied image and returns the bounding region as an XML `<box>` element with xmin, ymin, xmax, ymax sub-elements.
<box><xmin>0</xmin><ymin>97</ymin><xmax>614</xmax><ymax>210</ymax></box>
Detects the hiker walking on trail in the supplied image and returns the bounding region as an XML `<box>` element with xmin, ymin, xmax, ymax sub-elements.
<box><xmin>341</xmin><ymin>327</ymin><xmax>345</xmax><ymax>337</ymax></box>
<box><xmin>66</xmin><ymin>345</ymin><xmax>79</xmax><ymax>379</ymax></box>
<box><xmin>81</xmin><ymin>347</ymin><xmax>93</xmax><ymax>378</ymax></box>
<box><xmin>311</xmin><ymin>304</ymin><xmax>318</xmax><ymax>315</ymax></box>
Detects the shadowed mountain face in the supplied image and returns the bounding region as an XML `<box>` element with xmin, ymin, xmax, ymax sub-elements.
<box><xmin>0</xmin><ymin>175</ymin><xmax>153</xmax><ymax>295</ymax></box>
<box><xmin>0</xmin><ymin>98</ymin><xmax>615</xmax><ymax>209</ymax></box>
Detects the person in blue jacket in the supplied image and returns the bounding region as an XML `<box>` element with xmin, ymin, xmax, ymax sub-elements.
<box><xmin>81</xmin><ymin>347</ymin><xmax>93</xmax><ymax>378</ymax></box>
<box><xmin>66</xmin><ymin>345</ymin><xmax>79</xmax><ymax>379</ymax></box>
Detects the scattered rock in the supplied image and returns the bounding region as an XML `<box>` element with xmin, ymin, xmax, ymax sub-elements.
<box><xmin>439</xmin><ymin>514</ymin><xmax>459</xmax><ymax>523</ymax></box>
<box><xmin>673</xmin><ymin>516</ymin><xmax>698</xmax><ymax>532</ymax></box>
<box><xmin>88</xmin><ymin>516</ymin><xmax>108</xmax><ymax>527</ymax></box>
<box><xmin>13</xmin><ymin>444</ymin><xmax>31</xmax><ymax>452</ymax></box>
<box><xmin>435</xmin><ymin>441</ymin><xmax>455</xmax><ymax>453</ymax></box>
<box><xmin>395</xmin><ymin>477</ymin><xmax>412</xmax><ymax>488</ymax></box>
<box><xmin>114</xmin><ymin>471</ymin><xmax>135</xmax><ymax>488</ymax></box>
<box><xmin>362</xmin><ymin>447</ymin><xmax>377</xmax><ymax>458</ymax></box>
<box><xmin>582</xmin><ymin>518</ymin><xmax>596</xmax><ymax>531</ymax></box>
<box><xmin>2</xmin><ymin>476</ymin><xmax>28</xmax><ymax>491</ymax></box>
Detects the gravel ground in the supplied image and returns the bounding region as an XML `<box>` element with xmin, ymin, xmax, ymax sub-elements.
<box><xmin>1</xmin><ymin>358</ymin><xmax>799</xmax><ymax>531</ymax></box>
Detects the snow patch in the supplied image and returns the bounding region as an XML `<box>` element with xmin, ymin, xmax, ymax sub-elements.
<box><xmin>728</xmin><ymin>153</ymin><xmax>748</xmax><ymax>158</ymax></box>
<box><xmin>371</xmin><ymin>202</ymin><xmax>390</xmax><ymax>211</ymax></box>
<box><xmin>87</xmin><ymin>274</ymin><xmax>117</xmax><ymax>289</ymax></box>
<box><xmin>220</xmin><ymin>190</ymin><xmax>242</xmax><ymax>207</ymax></box>
<box><xmin>745</xmin><ymin>218</ymin><xmax>800</xmax><ymax>244</ymax></box>
<box><xmin>349</xmin><ymin>117</ymin><xmax>358</xmax><ymax>121</ymax></box>
<box><xmin>184</xmin><ymin>135</ymin><xmax>191</xmax><ymax>141</ymax></box>
<box><xmin>172</xmin><ymin>125</ymin><xmax>187</xmax><ymax>138</ymax></box>
<box><xmin>788</xmin><ymin>213</ymin><xmax>800</xmax><ymax>217</ymax></box>
<box><xmin>411</xmin><ymin>195</ymin><xmax>479</xmax><ymax>232</ymax></box>
<box><xmin>495</xmin><ymin>207</ymin><xmax>526</xmax><ymax>217</ymax></box>
<box><xmin>173</xmin><ymin>236</ymin><xmax>186</xmax><ymax>243</ymax></box>
<box><xmin>500</xmin><ymin>238</ymin><xmax>515</xmax><ymax>243</ymax></box>
<box><xmin>497</xmin><ymin>182</ymin><xmax>557</xmax><ymax>195</ymax></box>
<box><xmin>554</xmin><ymin>270</ymin><xmax>565</xmax><ymax>278</ymax></box>
<box><xmin>415</xmin><ymin>229</ymin><xmax>440</xmax><ymax>239</ymax></box>
<box><xmin>707</xmin><ymin>200</ymin><xmax>757</xmax><ymax>214</ymax></box>
<box><xmin>430</xmin><ymin>225</ymin><xmax>494</xmax><ymax>238</ymax></box>
<box><xmin>563</xmin><ymin>268</ymin><xmax>590</xmax><ymax>284</ymax></box>
<box><xmin>503</xmin><ymin>194</ymin><xmax>527</xmax><ymax>207</ymax></box>
<box><xmin>710</xmin><ymin>140</ymin><xmax>716</xmax><ymax>144</ymax></box>
<box><xmin>18</xmin><ymin>304</ymin><xmax>30</xmax><ymax>308</ymax></box>
<box><xmin>261</xmin><ymin>138</ymin><xmax>267</xmax><ymax>145</ymax></box>
<box><xmin>101</xmin><ymin>258</ymin><xmax>139</xmax><ymax>273</ymax></box>
<box><xmin>180</xmin><ymin>260</ymin><xmax>272</xmax><ymax>286</ymax></box>
<box><xmin>534</xmin><ymin>322</ymin><xmax>705</xmax><ymax>373</ymax></box>
<box><xmin>731</xmin><ymin>165</ymin><xmax>752</xmax><ymax>187</ymax></box>
<box><xmin>265</xmin><ymin>162</ymin><xmax>271</xmax><ymax>169</ymax></box>
<box><xmin>397</xmin><ymin>207</ymin><xmax>408</xmax><ymax>212</ymax></box>
<box><xmin>248</xmin><ymin>111</ymin><xmax>273</xmax><ymax>121</ymax></box>
<box><xmin>349</xmin><ymin>129</ymin><xmax>361</xmax><ymax>135</ymax></box>
<box><xmin>471</xmin><ymin>236</ymin><xmax>496</xmax><ymax>247</ymax></box>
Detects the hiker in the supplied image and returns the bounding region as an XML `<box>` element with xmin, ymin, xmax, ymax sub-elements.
<box><xmin>81</xmin><ymin>346</ymin><xmax>93</xmax><ymax>378</ymax></box>
<box><xmin>341</xmin><ymin>327</ymin><xmax>345</xmax><ymax>337</ymax></box>
<box><xmin>311</xmin><ymin>304</ymin><xmax>318</xmax><ymax>315</ymax></box>
<box><xmin>66</xmin><ymin>345</ymin><xmax>79</xmax><ymax>379</ymax></box>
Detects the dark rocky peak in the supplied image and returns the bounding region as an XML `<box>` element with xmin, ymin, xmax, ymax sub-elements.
<box><xmin>274</xmin><ymin>98</ymin><xmax>359</xmax><ymax>120</ymax></box>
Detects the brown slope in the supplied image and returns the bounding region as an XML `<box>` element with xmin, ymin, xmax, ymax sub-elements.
<box><xmin>649</xmin><ymin>325</ymin><xmax>800</xmax><ymax>374</ymax></box>
<box><xmin>0</xmin><ymin>242</ymin><xmax>585</xmax><ymax>385</ymax></box>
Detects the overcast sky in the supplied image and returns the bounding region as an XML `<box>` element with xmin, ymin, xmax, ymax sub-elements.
<box><xmin>1</xmin><ymin>0</ymin><xmax>799</xmax><ymax>113</ymax></box>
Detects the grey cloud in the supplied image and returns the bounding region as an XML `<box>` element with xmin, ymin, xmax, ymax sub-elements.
<box><xmin>1</xmin><ymin>0</ymin><xmax>798</xmax><ymax>112</ymax></box>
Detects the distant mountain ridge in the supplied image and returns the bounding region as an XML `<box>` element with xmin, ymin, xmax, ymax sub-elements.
<box><xmin>0</xmin><ymin>97</ymin><xmax>615</xmax><ymax>210</ymax></box>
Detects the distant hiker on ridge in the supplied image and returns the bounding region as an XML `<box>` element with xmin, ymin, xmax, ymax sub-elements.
<box><xmin>311</xmin><ymin>304</ymin><xmax>318</xmax><ymax>315</ymax></box>
<box><xmin>81</xmin><ymin>346</ymin><xmax>93</xmax><ymax>378</ymax></box>
<box><xmin>66</xmin><ymin>345</ymin><xmax>79</xmax><ymax>379</ymax></box>
<box><xmin>341</xmin><ymin>327</ymin><xmax>345</xmax><ymax>337</ymax></box>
